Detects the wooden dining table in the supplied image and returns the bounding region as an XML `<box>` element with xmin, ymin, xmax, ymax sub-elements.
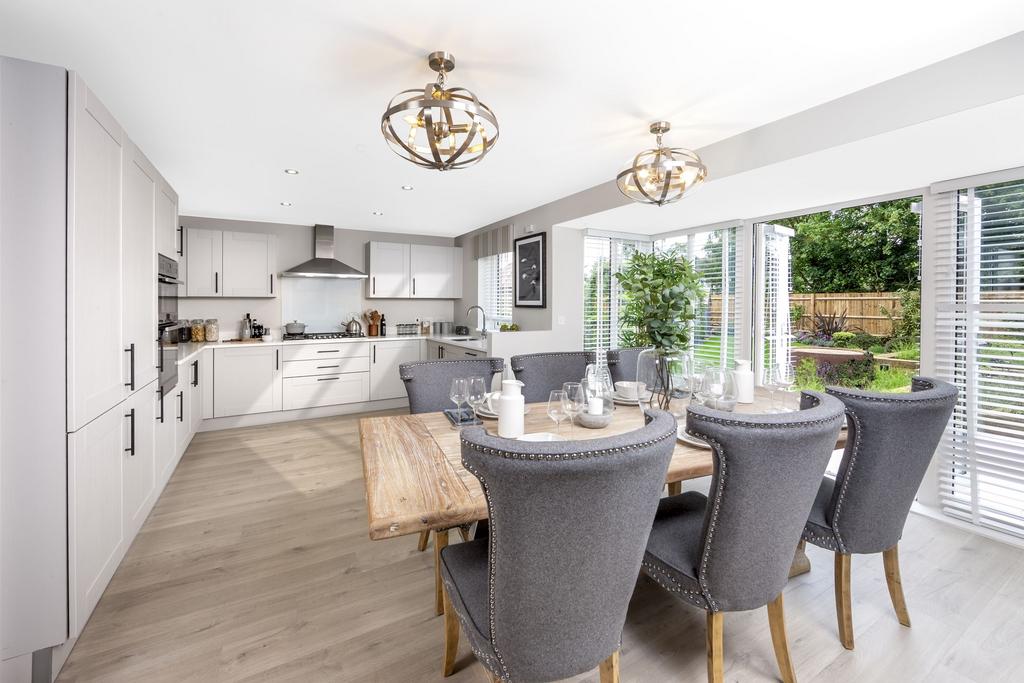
<box><xmin>359</xmin><ymin>389</ymin><xmax>835</xmax><ymax>614</ymax></box>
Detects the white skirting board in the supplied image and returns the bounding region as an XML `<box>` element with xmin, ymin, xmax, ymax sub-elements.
<box><xmin>196</xmin><ymin>397</ymin><xmax>409</xmax><ymax>432</ymax></box>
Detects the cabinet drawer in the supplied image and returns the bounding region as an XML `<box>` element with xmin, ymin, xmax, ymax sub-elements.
<box><xmin>282</xmin><ymin>342</ymin><xmax>369</xmax><ymax>362</ymax></box>
<box><xmin>282</xmin><ymin>373</ymin><xmax>369</xmax><ymax>410</ymax></box>
<box><xmin>282</xmin><ymin>356</ymin><xmax>370</xmax><ymax>378</ymax></box>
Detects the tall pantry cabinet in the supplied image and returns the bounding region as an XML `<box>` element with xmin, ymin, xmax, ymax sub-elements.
<box><xmin>1</xmin><ymin>59</ymin><xmax>181</xmax><ymax>681</ymax></box>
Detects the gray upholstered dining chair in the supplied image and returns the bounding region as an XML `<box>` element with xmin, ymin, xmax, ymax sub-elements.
<box><xmin>607</xmin><ymin>346</ymin><xmax>649</xmax><ymax>384</ymax></box>
<box><xmin>400</xmin><ymin>357</ymin><xmax>504</xmax><ymax>553</ymax></box>
<box><xmin>801</xmin><ymin>377</ymin><xmax>957</xmax><ymax>650</ymax></box>
<box><xmin>643</xmin><ymin>391</ymin><xmax>845</xmax><ymax>683</ymax></box>
<box><xmin>510</xmin><ymin>351</ymin><xmax>596</xmax><ymax>403</ymax></box>
<box><xmin>439</xmin><ymin>410</ymin><xmax>678</xmax><ymax>682</ymax></box>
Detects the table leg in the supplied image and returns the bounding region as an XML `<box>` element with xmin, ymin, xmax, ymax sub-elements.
<box><xmin>434</xmin><ymin>528</ymin><xmax>450</xmax><ymax>616</ymax></box>
<box><xmin>788</xmin><ymin>539</ymin><xmax>811</xmax><ymax>578</ymax></box>
<box><xmin>667</xmin><ymin>481</ymin><xmax>682</xmax><ymax>496</ymax></box>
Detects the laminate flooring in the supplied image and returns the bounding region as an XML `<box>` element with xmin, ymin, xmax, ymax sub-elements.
<box><xmin>56</xmin><ymin>410</ymin><xmax>1024</xmax><ymax>682</ymax></box>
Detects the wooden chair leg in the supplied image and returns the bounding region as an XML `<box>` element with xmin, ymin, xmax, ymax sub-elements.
<box><xmin>434</xmin><ymin>529</ymin><xmax>450</xmax><ymax>616</ymax></box>
<box><xmin>834</xmin><ymin>552</ymin><xmax>854</xmax><ymax>650</ymax></box>
<box><xmin>706</xmin><ymin>610</ymin><xmax>724</xmax><ymax>683</ymax></box>
<box><xmin>667</xmin><ymin>481</ymin><xmax>682</xmax><ymax>496</ymax></box>
<box><xmin>767</xmin><ymin>593</ymin><xmax>797</xmax><ymax>683</ymax></box>
<box><xmin>442</xmin><ymin>586</ymin><xmax>459</xmax><ymax>676</ymax></box>
<box><xmin>883</xmin><ymin>544</ymin><xmax>911</xmax><ymax>627</ymax></box>
<box><xmin>417</xmin><ymin>530</ymin><xmax>430</xmax><ymax>552</ymax></box>
<box><xmin>789</xmin><ymin>539</ymin><xmax>811</xmax><ymax>578</ymax></box>
<box><xmin>599</xmin><ymin>650</ymin><xmax>620</xmax><ymax>683</ymax></box>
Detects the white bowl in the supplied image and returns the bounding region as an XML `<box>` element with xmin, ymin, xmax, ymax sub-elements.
<box><xmin>614</xmin><ymin>381</ymin><xmax>646</xmax><ymax>400</ymax></box>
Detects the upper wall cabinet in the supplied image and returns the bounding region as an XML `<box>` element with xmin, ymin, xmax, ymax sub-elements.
<box><xmin>185</xmin><ymin>228</ymin><xmax>276</xmax><ymax>298</ymax></box>
<box><xmin>155</xmin><ymin>180</ymin><xmax>179</xmax><ymax>260</ymax></box>
<box><xmin>121</xmin><ymin>140</ymin><xmax>159</xmax><ymax>393</ymax></box>
<box><xmin>366</xmin><ymin>242</ymin><xmax>462</xmax><ymax>299</ymax></box>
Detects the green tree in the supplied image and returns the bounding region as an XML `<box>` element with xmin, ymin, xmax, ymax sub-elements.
<box><xmin>776</xmin><ymin>198</ymin><xmax>920</xmax><ymax>293</ymax></box>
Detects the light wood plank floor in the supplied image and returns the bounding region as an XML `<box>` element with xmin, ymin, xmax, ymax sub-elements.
<box><xmin>58</xmin><ymin>411</ymin><xmax>1024</xmax><ymax>682</ymax></box>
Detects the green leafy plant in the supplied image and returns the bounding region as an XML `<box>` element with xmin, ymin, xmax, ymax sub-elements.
<box><xmin>498</xmin><ymin>323</ymin><xmax>521</xmax><ymax>332</ymax></box>
<box><xmin>790</xmin><ymin>304</ymin><xmax>807</xmax><ymax>329</ymax></box>
<box><xmin>881</xmin><ymin>288</ymin><xmax>921</xmax><ymax>342</ymax></box>
<box><xmin>812</xmin><ymin>310</ymin><xmax>848</xmax><ymax>339</ymax></box>
<box><xmin>615</xmin><ymin>247</ymin><xmax>704</xmax><ymax>353</ymax></box>
<box><xmin>887</xmin><ymin>339</ymin><xmax>920</xmax><ymax>360</ymax></box>
<box><xmin>870</xmin><ymin>366</ymin><xmax>913</xmax><ymax>392</ymax></box>
<box><xmin>831</xmin><ymin>332</ymin><xmax>856</xmax><ymax>348</ymax></box>
<box><xmin>868</xmin><ymin>344</ymin><xmax>887</xmax><ymax>354</ymax></box>
<box><xmin>795</xmin><ymin>358</ymin><xmax>825</xmax><ymax>391</ymax></box>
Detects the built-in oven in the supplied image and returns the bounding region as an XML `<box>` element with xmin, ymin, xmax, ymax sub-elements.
<box><xmin>157</xmin><ymin>254</ymin><xmax>183</xmax><ymax>397</ymax></box>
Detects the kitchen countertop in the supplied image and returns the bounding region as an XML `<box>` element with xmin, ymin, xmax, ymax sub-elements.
<box><xmin>170</xmin><ymin>332</ymin><xmax>488</xmax><ymax>365</ymax></box>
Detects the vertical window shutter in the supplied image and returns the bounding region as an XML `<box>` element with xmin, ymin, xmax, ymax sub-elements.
<box><xmin>933</xmin><ymin>178</ymin><xmax>1024</xmax><ymax>537</ymax></box>
<box><xmin>657</xmin><ymin>226</ymin><xmax>743</xmax><ymax>366</ymax></box>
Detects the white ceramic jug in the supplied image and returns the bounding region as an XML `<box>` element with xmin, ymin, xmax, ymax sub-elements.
<box><xmin>497</xmin><ymin>380</ymin><xmax>525</xmax><ymax>438</ymax></box>
<box><xmin>734</xmin><ymin>359</ymin><xmax>755</xmax><ymax>404</ymax></box>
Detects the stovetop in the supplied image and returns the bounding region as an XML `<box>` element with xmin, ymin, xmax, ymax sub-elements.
<box><xmin>283</xmin><ymin>332</ymin><xmax>366</xmax><ymax>340</ymax></box>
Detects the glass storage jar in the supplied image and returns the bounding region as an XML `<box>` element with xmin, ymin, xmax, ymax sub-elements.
<box><xmin>204</xmin><ymin>318</ymin><xmax>219</xmax><ymax>342</ymax></box>
<box><xmin>190</xmin><ymin>319</ymin><xmax>205</xmax><ymax>342</ymax></box>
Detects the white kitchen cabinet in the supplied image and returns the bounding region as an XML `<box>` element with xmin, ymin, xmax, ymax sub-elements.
<box><xmin>185</xmin><ymin>228</ymin><xmax>222</xmax><ymax>296</ymax></box>
<box><xmin>213</xmin><ymin>346</ymin><xmax>283</xmax><ymax>417</ymax></box>
<box><xmin>426</xmin><ymin>341</ymin><xmax>444</xmax><ymax>360</ymax></box>
<box><xmin>174</xmin><ymin>379</ymin><xmax>191</xmax><ymax>456</ymax></box>
<box><xmin>122</xmin><ymin>139</ymin><xmax>158</xmax><ymax>396</ymax></box>
<box><xmin>410</xmin><ymin>244</ymin><xmax>453</xmax><ymax>298</ymax></box>
<box><xmin>282</xmin><ymin>341</ymin><xmax>369</xmax><ymax>362</ymax></box>
<box><xmin>155</xmin><ymin>381</ymin><xmax>178</xmax><ymax>487</ymax></box>
<box><xmin>68</xmin><ymin>400</ymin><xmax>126</xmax><ymax>636</ymax></box>
<box><xmin>369</xmin><ymin>339</ymin><xmax>422</xmax><ymax>401</ymax></box>
<box><xmin>156</xmin><ymin>179</ymin><xmax>179</xmax><ymax>260</ymax></box>
<box><xmin>445</xmin><ymin>343</ymin><xmax>485</xmax><ymax>360</ymax></box>
<box><xmin>67</xmin><ymin>74</ymin><xmax>125</xmax><ymax>431</ymax></box>
<box><xmin>188</xmin><ymin>356</ymin><xmax>203</xmax><ymax>434</ymax></box>
<box><xmin>367</xmin><ymin>241</ymin><xmax>410</xmax><ymax>298</ymax></box>
<box><xmin>201</xmin><ymin>349</ymin><xmax>214</xmax><ymax>419</ymax></box>
<box><xmin>223</xmin><ymin>231</ymin><xmax>276</xmax><ymax>297</ymax></box>
<box><xmin>186</xmin><ymin>229</ymin><xmax>276</xmax><ymax>298</ymax></box>
<box><xmin>283</xmin><ymin>373</ymin><xmax>369</xmax><ymax>410</ymax></box>
<box><xmin>123</xmin><ymin>383</ymin><xmax>157</xmax><ymax>538</ymax></box>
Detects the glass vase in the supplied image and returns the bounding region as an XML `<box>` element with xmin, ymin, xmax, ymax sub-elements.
<box><xmin>637</xmin><ymin>347</ymin><xmax>691</xmax><ymax>430</ymax></box>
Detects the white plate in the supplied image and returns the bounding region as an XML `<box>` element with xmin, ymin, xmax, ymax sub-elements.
<box><xmin>475</xmin><ymin>400</ymin><xmax>531</xmax><ymax>420</ymax></box>
<box><xmin>517</xmin><ymin>432</ymin><xmax>563</xmax><ymax>442</ymax></box>
<box><xmin>677</xmin><ymin>430</ymin><xmax>711</xmax><ymax>450</ymax></box>
<box><xmin>611</xmin><ymin>390</ymin><xmax>651</xmax><ymax>405</ymax></box>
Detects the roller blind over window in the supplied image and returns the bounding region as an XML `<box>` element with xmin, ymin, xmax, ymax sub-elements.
<box><xmin>931</xmin><ymin>178</ymin><xmax>1024</xmax><ymax>538</ymax></box>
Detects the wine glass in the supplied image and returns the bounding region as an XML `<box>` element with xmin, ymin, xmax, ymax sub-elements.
<box><xmin>689</xmin><ymin>358</ymin><xmax>707</xmax><ymax>404</ymax></box>
<box><xmin>449</xmin><ymin>378</ymin><xmax>468</xmax><ymax>426</ymax></box>
<box><xmin>763</xmin><ymin>366</ymin><xmax>782</xmax><ymax>413</ymax></box>
<box><xmin>774</xmin><ymin>363</ymin><xmax>796</xmax><ymax>412</ymax></box>
<box><xmin>548</xmin><ymin>390</ymin><xmax>568</xmax><ymax>435</ymax></box>
<box><xmin>467</xmin><ymin>377</ymin><xmax>488</xmax><ymax>417</ymax></box>
<box><xmin>562</xmin><ymin>382</ymin><xmax>585</xmax><ymax>435</ymax></box>
<box><xmin>697</xmin><ymin>367</ymin><xmax>728</xmax><ymax>408</ymax></box>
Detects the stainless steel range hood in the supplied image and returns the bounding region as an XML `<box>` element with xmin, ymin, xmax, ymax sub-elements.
<box><xmin>280</xmin><ymin>224</ymin><xmax>367</xmax><ymax>279</ymax></box>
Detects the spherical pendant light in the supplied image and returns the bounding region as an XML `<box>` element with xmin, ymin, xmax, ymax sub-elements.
<box><xmin>381</xmin><ymin>51</ymin><xmax>499</xmax><ymax>171</ymax></box>
<box><xmin>616</xmin><ymin>122</ymin><xmax>707</xmax><ymax>206</ymax></box>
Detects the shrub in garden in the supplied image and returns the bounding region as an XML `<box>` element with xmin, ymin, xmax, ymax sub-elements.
<box><xmin>831</xmin><ymin>331</ymin><xmax>856</xmax><ymax>348</ymax></box>
<box><xmin>815</xmin><ymin>353</ymin><xmax>876</xmax><ymax>389</ymax></box>
<box><xmin>795</xmin><ymin>358</ymin><xmax>825</xmax><ymax>391</ymax></box>
<box><xmin>812</xmin><ymin>310</ymin><xmax>848</xmax><ymax>339</ymax></box>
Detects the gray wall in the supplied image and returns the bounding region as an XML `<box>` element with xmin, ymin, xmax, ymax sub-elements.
<box><xmin>179</xmin><ymin>216</ymin><xmax>456</xmax><ymax>335</ymax></box>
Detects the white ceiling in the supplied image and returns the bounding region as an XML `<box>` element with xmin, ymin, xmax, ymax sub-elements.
<box><xmin>565</xmin><ymin>94</ymin><xmax>1024</xmax><ymax>235</ymax></box>
<box><xmin>1</xmin><ymin>1</ymin><xmax>1023</xmax><ymax>236</ymax></box>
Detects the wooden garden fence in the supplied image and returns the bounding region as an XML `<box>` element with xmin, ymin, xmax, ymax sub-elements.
<box><xmin>705</xmin><ymin>291</ymin><xmax>903</xmax><ymax>336</ymax></box>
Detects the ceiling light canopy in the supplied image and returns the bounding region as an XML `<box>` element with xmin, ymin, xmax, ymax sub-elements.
<box><xmin>381</xmin><ymin>51</ymin><xmax>499</xmax><ymax>171</ymax></box>
<box><xmin>616</xmin><ymin>121</ymin><xmax>707</xmax><ymax>206</ymax></box>
<box><xmin>283</xmin><ymin>168</ymin><xmax>300</xmax><ymax>175</ymax></box>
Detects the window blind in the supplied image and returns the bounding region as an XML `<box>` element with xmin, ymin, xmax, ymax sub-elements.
<box><xmin>931</xmin><ymin>178</ymin><xmax>1024</xmax><ymax>537</ymax></box>
<box><xmin>659</xmin><ymin>226</ymin><xmax>744</xmax><ymax>367</ymax></box>
<box><xmin>477</xmin><ymin>251</ymin><xmax>513</xmax><ymax>328</ymax></box>
<box><xmin>582</xmin><ymin>235</ymin><xmax>652</xmax><ymax>350</ymax></box>
<box><xmin>757</xmin><ymin>223</ymin><xmax>794</xmax><ymax>376</ymax></box>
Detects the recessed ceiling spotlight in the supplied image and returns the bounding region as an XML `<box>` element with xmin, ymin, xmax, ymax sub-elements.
<box><xmin>401</xmin><ymin>185</ymin><xmax>414</xmax><ymax>191</ymax></box>
<box><xmin>372</xmin><ymin>210</ymin><xmax>384</xmax><ymax>216</ymax></box>
<box><xmin>280</xmin><ymin>201</ymin><xmax>293</xmax><ymax>206</ymax></box>
<box><xmin>283</xmin><ymin>168</ymin><xmax>300</xmax><ymax>175</ymax></box>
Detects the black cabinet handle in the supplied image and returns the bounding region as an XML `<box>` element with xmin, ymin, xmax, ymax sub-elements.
<box><xmin>316</xmin><ymin>349</ymin><xmax>339</xmax><ymax>354</ymax></box>
<box><xmin>412</xmin><ymin>277</ymin><xmax>416</xmax><ymax>296</ymax></box>
<box><xmin>192</xmin><ymin>358</ymin><xmax>199</xmax><ymax>387</ymax></box>
<box><xmin>317</xmin><ymin>376</ymin><xmax>340</xmax><ymax>382</ymax></box>
<box><xmin>158</xmin><ymin>387</ymin><xmax>165</xmax><ymax>424</ymax></box>
<box><xmin>214</xmin><ymin>271</ymin><xmax>219</xmax><ymax>293</ymax></box>
<box><xmin>317</xmin><ymin>365</ymin><xmax>340</xmax><ymax>369</ymax></box>
<box><xmin>466</xmin><ymin>351</ymin><xmax>478</xmax><ymax>357</ymax></box>
<box><xmin>157</xmin><ymin>340</ymin><xmax>164</xmax><ymax>372</ymax></box>
<box><xmin>372</xmin><ymin>276</ymin><xmax>376</xmax><ymax>295</ymax></box>
<box><xmin>124</xmin><ymin>408</ymin><xmax>136</xmax><ymax>455</ymax></box>
<box><xmin>178</xmin><ymin>390</ymin><xmax>184</xmax><ymax>422</ymax></box>
<box><xmin>177</xmin><ymin>225</ymin><xmax>184</xmax><ymax>256</ymax></box>
<box><xmin>124</xmin><ymin>343</ymin><xmax>135</xmax><ymax>389</ymax></box>
<box><xmin>373</xmin><ymin>345</ymin><xmax>376</xmax><ymax>363</ymax></box>
<box><xmin>270</xmin><ymin>273</ymin><xmax>274</xmax><ymax>294</ymax></box>
<box><xmin>276</xmin><ymin>348</ymin><xmax>280</xmax><ymax>370</ymax></box>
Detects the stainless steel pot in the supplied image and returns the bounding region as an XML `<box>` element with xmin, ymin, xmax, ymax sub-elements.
<box><xmin>284</xmin><ymin>320</ymin><xmax>306</xmax><ymax>335</ymax></box>
<box><xmin>345</xmin><ymin>318</ymin><xmax>363</xmax><ymax>335</ymax></box>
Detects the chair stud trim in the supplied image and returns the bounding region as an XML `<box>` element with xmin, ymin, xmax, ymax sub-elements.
<box><xmin>698</xmin><ymin>436</ymin><xmax>728</xmax><ymax>612</ymax></box>
<box><xmin>460</xmin><ymin>430</ymin><xmax>674</xmax><ymax>461</ymax></box>
<box><xmin>510</xmin><ymin>351</ymin><xmax>592</xmax><ymax>372</ymax></box>
<box><xmin>399</xmin><ymin>358</ymin><xmax>503</xmax><ymax>381</ymax></box>
<box><xmin>687</xmin><ymin>412</ymin><xmax>843</xmax><ymax>430</ymax></box>
<box><xmin>828</xmin><ymin>409</ymin><xmax>863</xmax><ymax>554</ymax></box>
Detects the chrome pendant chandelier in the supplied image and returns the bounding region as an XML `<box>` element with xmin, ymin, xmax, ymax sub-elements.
<box><xmin>616</xmin><ymin>121</ymin><xmax>707</xmax><ymax>206</ymax></box>
<box><xmin>381</xmin><ymin>51</ymin><xmax>499</xmax><ymax>171</ymax></box>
